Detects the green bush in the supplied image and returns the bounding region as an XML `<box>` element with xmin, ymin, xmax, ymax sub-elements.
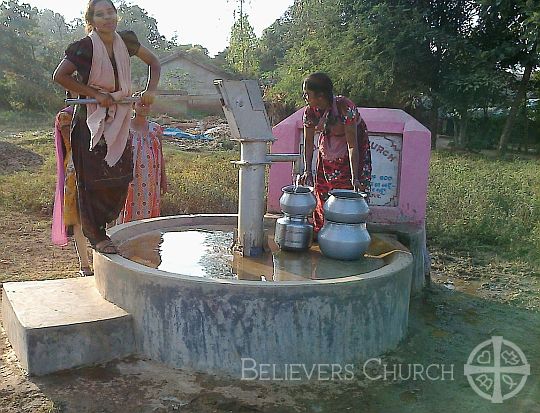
<box><xmin>452</xmin><ymin>111</ymin><xmax>540</xmax><ymax>151</ymax></box>
<box><xmin>0</xmin><ymin>136</ymin><xmax>239</xmax><ymax>216</ymax></box>
<box><xmin>0</xmin><ymin>166</ymin><xmax>55</xmax><ymax>214</ymax></box>
<box><xmin>0</xmin><ymin>129</ymin><xmax>56</xmax><ymax>214</ymax></box>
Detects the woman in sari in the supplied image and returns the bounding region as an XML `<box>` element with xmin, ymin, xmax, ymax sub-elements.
<box><xmin>301</xmin><ymin>72</ymin><xmax>372</xmax><ymax>234</ymax></box>
<box><xmin>52</xmin><ymin>0</ymin><xmax>160</xmax><ymax>253</ymax></box>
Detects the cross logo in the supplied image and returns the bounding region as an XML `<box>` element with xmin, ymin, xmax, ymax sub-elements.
<box><xmin>464</xmin><ymin>336</ymin><xmax>530</xmax><ymax>403</ymax></box>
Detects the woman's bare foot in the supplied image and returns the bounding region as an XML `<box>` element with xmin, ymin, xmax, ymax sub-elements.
<box><xmin>94</xmin><ymin>239</ymin><xmax>118</xmax><ymax>254</ymax></box>
<box><xmin>78</xmin><ymin>267</ymin><xmax>94</xmax><ymax>277</ymax></box>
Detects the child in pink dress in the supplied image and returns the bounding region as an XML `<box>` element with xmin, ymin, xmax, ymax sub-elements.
<box><xmin>52</xmin><ymin>104</ymin><xmax>92</xmax><ymax>276</ymax></box>
<box><xmin>118</xmin><ymin>100</ymin><xmax>167</xmax><ymax>223</ymax></box>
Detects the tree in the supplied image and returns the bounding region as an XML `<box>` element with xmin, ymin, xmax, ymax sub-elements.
<box><xmin>263</xmin><ymin>0</ymin><xmax>503</xmax><ymax>148</ymax></box>
<box><xmin>33</xmin><ymin>9</ymin><xmax>80</xmax><ymax>74</ymax></box>
<box><xmin>116</xmin><ymin>3</ymin><xmax>176</xmax><ymax>88</ymax></box>
<box><xmin>475</xmin><ymin>0</ymin><xmax>540</xmax><ymax>154</ymax></box>
<box><xmin>262</xmin><ymin>0</ymin><xmax>341</xmax><ymax>106</ymax></box>
<box><xmin>116</xmin><ymin>3</ymin><xmax>173</xmax><ymax>54</ymax></box>
<box><xmin>393</xmin><ymin>0</ymin><xmax>482</xmax><ymax>144</ymax></box>
<box><xmin>257</xmin><ymin>15</ymin><xmax>292</xmax><ymax>74</ymax></box>
<box><xmin>0</xmin><ymin>0</ymin><xmax>60</xmax><ymax>109</ymax></box>
<box><xmin>224</xmin><ymin>0</ymin><xmax>261</xmax><ymax>76</ymax></box>
<box><xmin>227</xmin><ymin>12</ymin><xmax>259</xmax><ymax>76</ymax></box>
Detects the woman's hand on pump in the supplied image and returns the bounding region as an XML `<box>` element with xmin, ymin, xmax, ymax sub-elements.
<box><xmin>94</xmin><ymin>91</ymin><xmax>114</xmax><ymax>107</ymax></box>
<box><xmin>140</xmin><ymin>89</ymin><xmax>156</xmax><ymax>106</ymax></box>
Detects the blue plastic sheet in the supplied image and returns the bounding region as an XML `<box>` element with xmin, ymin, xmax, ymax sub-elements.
<box><xmin>162</xmin><ymin>127</ymin><xmax>213</xmax><ymax>140</ymax></box>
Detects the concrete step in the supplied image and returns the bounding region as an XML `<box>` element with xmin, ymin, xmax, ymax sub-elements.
<box><xmin>1</xmin><ymin>277</ymin><xmax>134</xmax><ymax>376</ymax></box>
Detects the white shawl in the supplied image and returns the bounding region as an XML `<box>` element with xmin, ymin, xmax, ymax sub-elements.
<box><xmin>86</xmin><ymin>30</ymin><xmax>132</xmax><ymax>167</ymax></box>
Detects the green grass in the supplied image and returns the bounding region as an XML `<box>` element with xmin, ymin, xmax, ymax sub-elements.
<box><xmin>161</xmin><ymin>147</ymin><xmax>238</xmax><ymax>215</ymax></box>
<box><xmin>0</xmin><ymin>131</ymin><xmax>239</xmax><ymax>217</ymax></box>
<box><xmin>0</xmin><ymin>130</ymin><xmax>56</xmax><ymax>214</ymax></box>
<box><xmin>427</xmin><ymin>151</ymin><xmax>540</xmax><ymax>265</ymax></box>
<box><xmin>0</xmin><ymin>110</ymin><xmax>54</xmax><ymax>132</ymax></box>
<box><xmin>1</xmin><ymin>128</ymin><xmax>539</xmax><ymax>268</ymax></box>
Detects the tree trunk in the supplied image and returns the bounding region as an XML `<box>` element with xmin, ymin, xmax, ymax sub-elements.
<box><xmin>497</xmin><ymin>52</ymin><xmax>536</xmax><ymax>155</ymax></box>
<box><xmin>523</xmin><ymin>104</ymin><xmax>529</xmax><ymax>153</ymax></box>
<box><xmin>457</xmin><ymin>114</ymin><xmax>469</xmax><ymax>149</ymax></box>
<box><xmin>429</xmin><ymin>100</ymin><xmax>439</xmax><ymax>149</ymax></box>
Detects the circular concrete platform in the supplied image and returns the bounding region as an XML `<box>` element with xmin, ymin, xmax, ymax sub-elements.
<box><xmin>94</xmin><ymin>214</ymin><xmax>413</xmax><ymax>378</ymax></box>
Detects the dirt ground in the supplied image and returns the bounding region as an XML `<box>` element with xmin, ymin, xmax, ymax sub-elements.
<box><xmin>1</xmin><ymin>130</ymin><xmax>539</xmax><ymax>412</ymax></box>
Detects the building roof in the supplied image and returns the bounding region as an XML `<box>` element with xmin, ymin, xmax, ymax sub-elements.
<box><xmin>160</xmin><ymin>50</ymin><xmax>232</xmax><ymax>79</ymax></box>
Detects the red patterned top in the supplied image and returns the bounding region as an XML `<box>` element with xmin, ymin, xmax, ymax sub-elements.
<box><xmin>303</xmin><ymin>96</ymin><xmax>372</xmax><ymax>190</ymax></box>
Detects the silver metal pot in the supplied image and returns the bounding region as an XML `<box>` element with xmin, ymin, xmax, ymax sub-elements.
<box><xmin>318</xmin><ymin>221</ymin><xmax>371</xmax><ymax>261</ymax></box>
<box><xmin>274</xmin><ymin>215</ymin><xmax>313</xmax><ymax>251</ymax></box>
<box><xmin>279</xmin><ymin>185</ymin><xmax>316</xmax><ymax>217</ymax></box>
<box><xmin>323</xmin><ymin>189</ymin><xmax>369</xmax><ymax>223</ymax></box>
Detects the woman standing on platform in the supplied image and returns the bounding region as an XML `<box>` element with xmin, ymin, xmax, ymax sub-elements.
<box><xmin>52</xmin><ymin>0</ymin><xmax>160</xmax><ymax>253</ymax></box>
<box><xmin>300</xmin><ymin>72</ymin><xmax>372</xmax><ymax>234</ymax></box>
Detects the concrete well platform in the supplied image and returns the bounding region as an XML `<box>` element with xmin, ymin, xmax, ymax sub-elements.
<box><xmin>94</xmin><ymin>214</ymin><xmax>414</xmax><ymax>378</ymax></box>
<box><xmin>1</xmin><ymin>277</ymin><xmax>134</xmax><ymax>376</ymax></box>
<box><xmin>1</xmin><ymin>214</ymin><xmax>414</xmax><ymax>378</ymax></box>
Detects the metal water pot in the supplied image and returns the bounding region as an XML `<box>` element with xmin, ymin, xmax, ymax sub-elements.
<box><xmin>279</xmin><ymin>185</ymin><xmax>316</xmax><ymax>216</ymax></box>
<box><xmin>319</xmin><ymin>189</ymin><xmax>371</xmax><ymax>260</ymax></box>
<box><xmin>318</xmin><ymin>221</ymin><xmax>371</xmax><ymax>261</ymax></box>
<box><xmin>323</xmin><ymin>190</ymin><xmax>369</xmax><ymax>223</ymax></box>
<box><xmin>275</xmin><ymin>185</ymin><xmax>316</xmax><ymax>251</ymax></box>
<box><xmin>275</xmin><ymin>216</ymin><xmax>313</xmax><ymax>251</ymax></box>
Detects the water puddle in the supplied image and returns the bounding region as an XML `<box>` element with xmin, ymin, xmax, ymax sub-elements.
<box><xmin>119</xmin><ymin>229</ymin><xmax>387</xmax><ymax>282</ymax></box>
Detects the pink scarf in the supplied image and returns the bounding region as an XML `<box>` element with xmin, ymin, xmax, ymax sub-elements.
<box><xmin>51</xmin><ymin>106</ymin><xmax>74</xmax><ymax>246</ymax></box>
<box><xmin>86</xmin><ymin>30</ymin><xmax>132</xmax><ymax>167</ymax></box>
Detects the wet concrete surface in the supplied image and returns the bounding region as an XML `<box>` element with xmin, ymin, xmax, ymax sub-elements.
<box><xmin>119</xmin><ymin>228</ymin><xmax>387</xmax><ymax>281</ymax></box>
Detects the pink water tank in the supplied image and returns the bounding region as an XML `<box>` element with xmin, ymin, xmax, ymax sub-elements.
<box><xmin>267</xmin><ymin>107</ymin><xmax>431</xmax><ymax>225</ymax></box>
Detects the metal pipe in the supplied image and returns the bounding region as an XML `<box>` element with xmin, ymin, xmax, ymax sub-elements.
<box><xmin>265</xmin><ymin>153</ymin><xmax>299</xmax><ymax>162</ymax></box>
<box><xmin>235</xmin><ymin>152</ymin><xmax>302</xmax><ymax>257</ymax></box>
<box><xmin>65</xmin><ymin>89</ymin><xmax>189</xmax><ymax>105</ymax></box>
<box><xmin>214</xmin><ymin>79</ymin><xmax>298</xmax><ymax>257</ymax></box>
<box><xmin>266</xmin><ymin>153</ymin><xmax>302</xmax><ymax>176</ymax></box>
<box><xmin>65</xmin><ymin>97</ymin><xmax>140</xmax><ymax>105</ymax></box>
<box><xmin>237</xmin><ymin>141</ymin><xmax>268</xmax><ymax>257</ymax></box>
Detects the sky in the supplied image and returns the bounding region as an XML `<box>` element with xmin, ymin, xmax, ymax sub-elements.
<box><xmin>24</xmin><ymin>0</ymin><xmax>295</xmax><ymax>56</ymax></box>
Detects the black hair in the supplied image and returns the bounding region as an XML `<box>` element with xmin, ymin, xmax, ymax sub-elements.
<box><xmin>85</xmin><ymin>0</ymin><xmax>117</xmax><ymax>33</ymax></box>
<box><xmin>303</xmin><ymin>72</ymin><xmax>334</xmax><ymax>104</ymax></box>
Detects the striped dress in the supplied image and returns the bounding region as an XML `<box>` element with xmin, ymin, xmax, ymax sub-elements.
<box><xmin>118</xmin><ymin>121</ymin><xmax>164</xmax><ymax>223</ymax></box>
